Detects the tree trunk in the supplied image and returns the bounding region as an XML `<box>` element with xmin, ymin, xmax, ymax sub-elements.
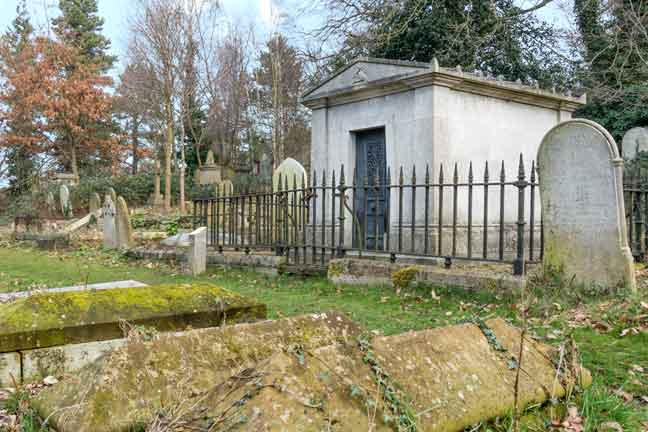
<box><xmin>71</xmin><ymin>144</ymin><xmax>79</xmax><ymax>182</ymax></box>
<box><xmin>179</xmin><ymin>110</ymin><xmax>187</xmax><ymax>215</ymax></box>
<box><xmin>164</xmin><ymin>100</ymin><xmax>174</xmax><ymax>212</ymax></box>
<box><xmin>132</xmin><ymin>118</ymin><xmax>140</xmax><ymax>175</ymax></box>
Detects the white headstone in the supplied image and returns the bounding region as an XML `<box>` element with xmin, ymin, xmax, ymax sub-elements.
<box><xmin>102</xmin><ymin>195</ymin><xmax>118</xmax><ymax>249</ymax></box>
<box><xmin>60</xmin><ymin>185</ymin><xmax>72</xmax><ymax>218</ymax></box>
<box><xmin>538</xmin><ymin>119</ymin><xmax>636</xmax><ymax>291</ymax></box>
<box><xmin>622</xmin><ymin>127</ymin><xmax>648</xmax><ymax>160</ymax></box>
<box><xmin>186</xmin><ymin>227</ymin><xmax>207</xmax><ymax>276</ymax></box>
<box><xmin>272</xmin><ymin>158</ymin><xmax>307</xmax><ymax>192</ymax></box>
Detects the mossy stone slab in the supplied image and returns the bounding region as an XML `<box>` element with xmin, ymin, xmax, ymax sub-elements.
<box><xmin>34</xmin><ymin>314</ymin><xmax>590</xmax><ymax>432</ymax></box>
<box><xmin>0</xmin><ymin>283</ymin><xmax>266</xmax><ymax>353</ymax></box>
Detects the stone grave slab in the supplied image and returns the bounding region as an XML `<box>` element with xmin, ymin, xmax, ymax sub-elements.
<box><xmin>0</xmin><ymin>283</ymin><xmax>266</xmax><ymax>353</ymax></box>
<box><xmin>538</xmin><ymin>119</ymin><xmax>635</xmax><ymax>290</ymax></box>
<box><xmin>34</xmin><ymin>313</ymin><xmax>590</xmax><ymax>432</ymax></box>
<box><xmin>0</xmin><ymin>280</ymin><xmax>148</xmax><ymax>303</ymax></box>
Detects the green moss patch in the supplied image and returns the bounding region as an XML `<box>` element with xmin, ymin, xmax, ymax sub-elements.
<box><xmin>0</xmin><ymin>283</ymin><xmax>266</xmax><ymax>352</ymax></box>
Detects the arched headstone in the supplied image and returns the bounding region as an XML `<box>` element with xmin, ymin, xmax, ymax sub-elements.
<box><xmin>89</xmin><ymin>193</ymin><xmax>101</xmax><ymax>214</ymax></box>
<box><xmin>622</xmin><ymin>127</ymin><xmax>648</xmax><ymax>160</ymax></box>
<box><xmin>538</xmin><ymin>119</ymin><xmax>635</xmax><ymax>291</ymax></box>
<box><xmin>102</xmin><ymin>195</ymin><xmax>118</xmax><ymax>249</ymax></box>
<box><xmin>272</xmin><ymin>158</ymin><xmax>307</xmax><ymax>192</ymax></box>
<box><xmin>60</xmin><ymin>185</ymin><xmax>73</xmax><ymax>218</ymax></box>
<box><xmin>116</xmin><ymin>196</ymin><xmax>134</xmax><ymax>248</ymax></box>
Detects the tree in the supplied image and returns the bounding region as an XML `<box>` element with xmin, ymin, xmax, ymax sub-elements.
<box><xmin>115</xmin><ymin>61</ymin><xmax>157</xmax><ymax>174</ymax></box>
<box><xmin>254</xmin><ymin>34</ymin><xmax>310</xmax><ymax>169</ymax></box>
<box><xmin>0</xmin><ymin>36</ymin><xmax>118</xmax><ymax>179</ymax></box>
<box><xmin>52</xmin><ymin>0</ymin><xmax>116</xmax><ymax>72</ymax></box>
<box><xmin>129</xmin><ymin>0</ymin><xmax>185</xmax><ymax>212</ymax></box>
<box><xmin>0</xmin><ymin>0</ymin><xmax>36</xmax><ymax>195</ymax></box>
<box><xmin>574</xmin><ymin>0</ymin><xmax>648</xmax><ymax>141</ymax></box>
<box><xmin>312</xmin><ymin>0</ymin><xmax>570</xmax><ymax>87</ymax></box>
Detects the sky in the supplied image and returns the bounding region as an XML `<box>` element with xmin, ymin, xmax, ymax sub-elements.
<box><xmin>0</xmin><ymin>0</ymin><xmax>571</xmax><ymax>78</ymax></box>
<box><xmin>0</xmin><ymin>0</ymin><xmax>285</xmax><ymax>75</ymax></box>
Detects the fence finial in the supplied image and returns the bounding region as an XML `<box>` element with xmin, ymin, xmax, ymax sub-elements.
<box><xmin>530</xmin><ymin>160</ymin><xmax>536</xmax><ymax>183</ymax></box>
<box><xmin>453</xmin><ymin>162</ymin><xmax>458</xmax><ymax>184</ymax></box>
<box><xmin>518</xmin><ymin>154</ymin><xmax>525</xmax><ymax>179</ymax></box>
<box><xmin>484</xmin><ymin>161</ymin><xmax>489</xmax><ymax>182</ymax></box>
<box><xmin>339</xmin><ymin>164</ymin><xmax>345</xmax><ymax>186</ymax></box>
<box><xmin>468</xmin><ymin>161</ymin><xmax>473</xmax><ymax>183</ymax></box>
<box><xmin>439</xmin><ymin>163</ymin><xmax>444</xmax><ymax>183</ymax></box>
<box><xmin>425</xmin><ymin>164</ymin><xmax>430</xmax><ymax>184</ymax></box>
<box><xmin>412</xmin><ymin>165</ymin><xmax>417</xmax><ymax>184</ymax></box>
<box><xmin>399</xmin><ymin>166</ymin><xmax>404</xmax><ymax>185</ymax></box>
<box><xmin>500</xmin><ymin>160</ymin><xmax>505</xmax><ymax>182</ymax></box>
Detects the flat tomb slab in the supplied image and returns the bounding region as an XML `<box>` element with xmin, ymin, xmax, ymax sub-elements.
<box><xmin>0</xmin><ymin>283</ymin><xmax>266</xmax><ymax>353</ymax></box>
<box><xmin>0</xmin><ymin>280</ymin><xmax>148</xmax><ymax>303</ymax></box>
<box><xmin>34</xmin><ymin>313</ymin><xmax>590</xmax><ymax>432</ymax></box>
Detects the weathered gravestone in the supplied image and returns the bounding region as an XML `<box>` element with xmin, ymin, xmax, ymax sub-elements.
<box><xmin>59</xmin><ymin>185</ymin><xmax>73</xmax><ymax>218</ymax></box>
<box><xmin>115</xmin><ymin>196</ymin><xmax>134</xmax><ymax>248</ymax></box>
<box><xmin>186</xmin><ymin>226</ymin><xmax>207</xmax><ymax>276</ymax></box>
<box><xmin>197</xmin><ymin>150</ymin><xmax>222</xmax><ymax>186</ymax></box>
<box><xmin>89</xmin><ymin>192</ymin><xmax>101</xmax><ymax>215</ymax></box>
<box><xmin>272</xmin><ymin>157</ymin><xmax>308</xmax><ymax>192</ymax></box>
<box><xmin>102</xmin><ymin>195</ymin><xmax>118</xmax><ymax>249</ymax></box>
<box><xmin>107</xmin><ymin>187</ymin><xmax>117</xmax><ymax>206</ymax></box>
<box><xmin>46</xmin><ymin>192</ymin><xmax>56</xmax><ymax>216</ymax></box>
<box><xmin>538</xmin><ymin>119</ymin><xmax>636</xmax><ymax>291</ymax></box>
<box><xmin>622</xmin><ymin>126</ymin><xmax>648</xmax><ymax>160</ymax></box>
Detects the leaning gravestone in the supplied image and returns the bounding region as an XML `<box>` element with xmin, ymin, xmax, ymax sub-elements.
<box><xmin>538</xmin><ymin>119</ymin><xmax>636</xmax><ymax>291</ymax></box>
<box><xmin>115</xmin><ymin>196</ymin><xmax>134</xmax><ymax>248</ymax></box>
<box><xmin>108</xmin><ymin>187</ymin><xmax>118</xmax><ymax>206</ymax></box>
<box><xmin>59</xmin><ymin>185</ymin><xmax>73</xmax><ymax>218</ymax></box>
<box><xmin>272</xmin><ymin>157</ymin><xmax>307</xmax><ymax>192</ymax></box>
<box><xmin>622</xmin><ymin>127</ymin><xmax>648</xmax><ymax>160</ymax></box>
<box><xmin>102</xmin><ymin>195</ymin><xmax>118</xmax><ymax>249</ymax></box>
<box><xmin>89</xmin><ymin>192</ymin><xmax>101</xmax><ymax>215</ymax></box>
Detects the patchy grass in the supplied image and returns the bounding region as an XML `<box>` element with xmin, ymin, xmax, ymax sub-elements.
<box><xmin>0</xmin><ymin>243</ymin><xmax>646</xmax><ymax>431</ymax></box>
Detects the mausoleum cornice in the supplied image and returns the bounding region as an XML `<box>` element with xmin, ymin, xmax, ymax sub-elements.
<box><xmin>301</xmin><ymin>57</ymin><xmax>586</xmax><ymax>112</ymax></box>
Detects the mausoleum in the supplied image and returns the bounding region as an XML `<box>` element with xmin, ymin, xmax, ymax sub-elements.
<box><xmin>301</xmin><ymin>57</ymin><xmax>586</xmax><ymax>256</ymax></box>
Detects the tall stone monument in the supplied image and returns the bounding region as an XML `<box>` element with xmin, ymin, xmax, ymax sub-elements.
<box><xmin>197</xmin><ymin>150</ymin><xmax>222</xmax><ymax>186</ymax></box>
<box><xmin>538</xmin><ymin>119</ymin><xmax>636</xmax><ymax>291</ymax></box>
<box><xmin>102</xmin><ymin>195</ymin><xmax>118</xmax><ymax>249</ymax></box>
<box><xmin>622</xmin><ymin>127</ymin><xmax>648</xmax><ymax>160</ymax></box>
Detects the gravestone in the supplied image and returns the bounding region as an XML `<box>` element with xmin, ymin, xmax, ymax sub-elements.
<box><xmin>108</xmin><ymin>187</ymin><xmax>117</xmax><ymax>206</ymax></box>
<box><xmin>186</xmin><ymin>227</ymin><xmax>207</xmax><ymax>276</ymax></box>
<box><xmin>115</xmin><ymin>196</ymin><xmax>134</xmax><ymax>248</ymax></box>
<box><xmin>538</xmin><ymin>119</ymin><xmax>636</xmax><ymax>290</ymax></box>
<box><xmin>89</xmin><ymin>193</ymin><xmax>101</xmax><ymax>214</ymax></box>
<box><xmin>102</xmin><ymin>195</ymin><xmax>118</xmax><ymax>249</ymax></box>
<box><xmin>59</xmin><ymin>185</ymin><xmax>73</xmax><ymax>218</ymax></box>
<box><xmin>272</xmin><ymin>157</ymin><xmax>307</xmax><ymax>192</ymax></box>
<box><xmin>622</xmin><ymin>127</ymin><xmax>648</xmax><ymax>160</ymax></box>
<box><xmin>46</xmin><ymin>191</ymin><xmax>56</xmax><ymax>215</ymax></box>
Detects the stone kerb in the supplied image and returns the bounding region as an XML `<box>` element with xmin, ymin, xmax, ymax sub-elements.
<box><xmin>538</xmin><ymin>119</ymin><xmax>636</xmax><ymax>291</ymax></box>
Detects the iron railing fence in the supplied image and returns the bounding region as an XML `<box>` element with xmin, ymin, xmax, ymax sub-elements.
<box><xmin>623</xmin><ymin>170</ymin><xmax>648</xmax><ymax>261</ymax></box>
<box><xmin>194</xmin><ymin>155</ymin><xmax>542</xmax><ymax>275</ymax></box>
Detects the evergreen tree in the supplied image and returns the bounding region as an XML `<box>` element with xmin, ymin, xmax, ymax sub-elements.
<box><xmin>52</xmin><ymin>0</ymin><xmax>116</xmax><ymax>71</ymax></box>
<box><xmin>574</xmin><ymin>0</ymin><xmax>648</xmax><ymax>141</ymax></box>
<box><xmin>332</xmin><ymin>0</ymin><xmax>571</xmax><ymax>88</ymax></box>
<box><xmin>1</xmin><ymin>0</ymin><xmax>36</xmax><ymax>196</ymax></box>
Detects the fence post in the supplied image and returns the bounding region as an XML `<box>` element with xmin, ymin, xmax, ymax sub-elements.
<box><xmin>513</xmin><ymin>154</ymin><xmax>527</xmax><ymax>276</ymax></box>
<box><xmin>337</xmin><ymin>165</ymin><xmax>346</xmax><ymax>257</ymax></box>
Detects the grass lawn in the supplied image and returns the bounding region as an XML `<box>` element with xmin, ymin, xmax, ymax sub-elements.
<box><xmin>0</xmin><ymin>242</ymin><xmax>646</xmax><ymax>431</ymax></box>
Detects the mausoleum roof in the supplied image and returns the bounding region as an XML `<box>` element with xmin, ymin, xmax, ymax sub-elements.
<box><xmin>301</xmin><ymin>57</ymin><xmax>586</xmax><ymax>112</ymax></box>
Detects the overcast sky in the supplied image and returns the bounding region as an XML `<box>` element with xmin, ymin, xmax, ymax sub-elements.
<box><xmin>0</xmin><ymin>0</ymin><xmax>572</xmax><ymax>78</ymax></box>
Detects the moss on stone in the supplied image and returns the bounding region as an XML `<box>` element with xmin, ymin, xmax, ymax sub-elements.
<box><xmin>0</xmin><ymin>283</ymin><xmax>266</xmax><ymax>352</ymax></box>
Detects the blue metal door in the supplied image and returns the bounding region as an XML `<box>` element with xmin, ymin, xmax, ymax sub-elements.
<box><xmin>354</xmin><ymin>128</ymin><xmax>387</xmax><ymax>250</ymax></box>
